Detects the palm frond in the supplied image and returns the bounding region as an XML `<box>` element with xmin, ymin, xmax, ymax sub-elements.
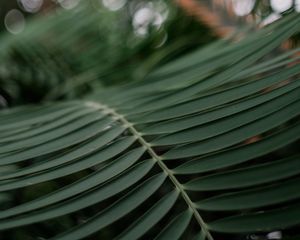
<box><xmin>0</xmin><ymin>11</ymin><xmax>299</xmax><ymax>240</ymax></box>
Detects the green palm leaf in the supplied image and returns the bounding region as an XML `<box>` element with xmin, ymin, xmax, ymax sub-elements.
<box><xmin>0</xmin><ymin>9</ymin><xmax>299</xmax><ymax>240</ymax></box>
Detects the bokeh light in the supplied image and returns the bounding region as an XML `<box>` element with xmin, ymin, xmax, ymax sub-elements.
<box><xmin>232</xmin><ymin>0</ymin><xmax>255</xmax><ymax>16</ymax></box>
<box><xmin>262</xmin><ymin>12</ymin><xmax>281</xmax><ymax>26</ymax></box>
<box><xmin>102</xmin><ymin>0</ymin><xmax>127</xmax><ymax>11</ymax></box>
<box><xmin>295</xmin><ymin>0</ymin><xmax>300</xmax><ymax>12</ymax></box>
<box><xmin>132</xmin><ymin>1</ymin><xmax>168</xmax><ymax>37</ymax></box>
<box><xmin>270</xmin><ymin>0</ymin><xmax>293</xmax><ymax>13</ymax></box>
<box><xmin>18</xmin><ymin>0</ymin><xmax>44</xmax><ymax>13</ymax></box>
<box><xmin>58</xmin><ymin>0</ymin><xmax>81</xmax><ymax>10</ymax></box>
<box><xmin>4</xmin><ymin>9</ymin><xmax>25</xmax><ymax>34</ymax></box>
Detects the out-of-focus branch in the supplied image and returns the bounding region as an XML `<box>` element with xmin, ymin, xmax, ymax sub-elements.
<box><xmin>174</xmin><ymin>0</ymin><xmax>237</xmax><ymax>37</ymax></box>
<box><xmin>175</xmin><ymin>0</ymin><xmax>298</xmax><ymax>50</ymax></box>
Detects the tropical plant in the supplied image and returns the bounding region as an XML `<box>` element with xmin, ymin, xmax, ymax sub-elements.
<box><xmin>0</xmin><ymin>2</ymin><xmax>299</xmax><ymax>240</ymax></box>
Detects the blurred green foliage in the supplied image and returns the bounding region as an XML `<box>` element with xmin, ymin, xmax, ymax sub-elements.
<box><xmin>0</xmin><ymin>0</ymin><xmax>217</xmax><ymax>106</ymax></box>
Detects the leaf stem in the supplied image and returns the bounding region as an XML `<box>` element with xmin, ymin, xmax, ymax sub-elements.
<box><xmin>88</xmin><ymin>102</ymin><xmax>214</xmax><ymax>240</ymax></box>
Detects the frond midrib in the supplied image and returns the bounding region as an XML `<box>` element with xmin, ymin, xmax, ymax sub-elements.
<box><xmin>85</xmin><ymin>101</ymin><xmax>214</xmax><ymax>240</ymax></box>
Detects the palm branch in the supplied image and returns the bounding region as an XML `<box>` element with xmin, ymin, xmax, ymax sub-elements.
<box><xmin>0</xmin><ymin>5</ymin><xmax>299</xmax><ymax>240</ymax></box>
